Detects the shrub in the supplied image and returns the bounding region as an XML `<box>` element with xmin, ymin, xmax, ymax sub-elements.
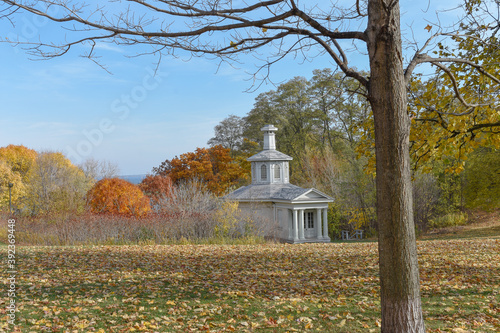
<box><xmin>87</xmin><ymin>178</ymin><xmax>151</xmax><ymax>216</ymax></box>
<box><xmin>1</xmin><ymin>180</ymin><xmax>275</xmax><ymax>246</ymax></box>
<box><xmin>153</xmin><ymin>180</ymin><xmax>220</xmax><ymax>239</ymax></box>
<box><xmin>428</xmin><ymin>212</ymin><xmax>468</xmax><ymax>229</ymax></box>
<box><xmin>214</xmin><ymin>201</ymin><xmax>240</xmax><ymax>238</ymax></box>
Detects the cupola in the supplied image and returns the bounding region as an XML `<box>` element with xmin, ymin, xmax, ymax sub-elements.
<box><xmin>247</xmin><ymin>125</ymin><xmax>293</xmax><ymax>185</ymax></box>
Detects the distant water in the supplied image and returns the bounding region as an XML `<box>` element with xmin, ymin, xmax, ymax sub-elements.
<box><xmin>118</xmin><ymin>174</ymin><xmax>147</xmax><ymax>184</ymax></box>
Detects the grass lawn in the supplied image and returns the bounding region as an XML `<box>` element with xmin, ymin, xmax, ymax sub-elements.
<box><xmin>1</xmin><ymin>237</ymin><xmax>499</xmax><ymax>332</ymax></box>
<box><xmin>421</xmin><ymin>210</ymin><xmax>500</xmax><ymax>241</ymax></box>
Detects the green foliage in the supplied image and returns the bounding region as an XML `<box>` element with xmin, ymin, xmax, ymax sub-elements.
<box><xmin>463</xmin><ymin>147</ymin><xmax>500</xmax><ymax>210</ymax></box>
<box><xmin>327</xmin><ymin>203</ymin><xmax>343</xmax><ymax>239</ymax></box>
<box><xmin>428</xmin><ymin>212</ymin><xmax>469</xmax><ymax>230</ymax></box>
<box><xmin>241</xmin><ymin>70</ymin><xmax>369</xmax><ymax>182</ymax></box>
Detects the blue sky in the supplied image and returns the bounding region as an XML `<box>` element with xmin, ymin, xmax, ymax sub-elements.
<box><xmin>0</xmin><ymin>1</ymin><xmax>463</xmax><ymax>175</ymax></box>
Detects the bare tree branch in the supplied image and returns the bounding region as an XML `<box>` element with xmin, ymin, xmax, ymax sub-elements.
<box><xmin>404</xmin><ymin>32</ymin><xmax>441</xmax><ymax>83</ymax></box>
<box><xmin>1</xmin><ymin>0</ymin><xmax>368</xmax><ymax>86</ymax></box>
<box><xmin>415</xmin><ymin>54</ymin><xmax>500</xmax><ymax>85</ymax></box>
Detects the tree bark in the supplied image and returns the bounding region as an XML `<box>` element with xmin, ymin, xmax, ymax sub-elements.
<box><xmin>366</xmin><ymin>1</ymin><xmax>425</xmax><ymax>332</ymax></box>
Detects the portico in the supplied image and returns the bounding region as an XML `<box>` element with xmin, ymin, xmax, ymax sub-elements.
<box><xmin>286</xmin><ymin>206</ymin><xmax>329</xmax><ymax>242</ymax></box>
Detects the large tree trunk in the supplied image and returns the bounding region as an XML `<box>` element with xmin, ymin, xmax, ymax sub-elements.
<box><xmin>366</xmin><ymin>1</ymin><xmax>425</xmax><ymax>332</ymax></box>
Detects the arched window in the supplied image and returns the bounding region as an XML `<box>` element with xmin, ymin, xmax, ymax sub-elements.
<box><xmin>274</xmin><ymin>164</ymin><xmax>281</xmax><ymax>179</ymax></box>
<box><xmin>261</xmin><ymin>164</ymin><xmax>267</xmax><ymax>180</ymax></box>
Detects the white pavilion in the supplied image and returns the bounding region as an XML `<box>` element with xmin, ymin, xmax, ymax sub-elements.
<box><xmin>226</xmin><ymin>125</ymin><xmax>332</xmax><ymax>243</ymax></box>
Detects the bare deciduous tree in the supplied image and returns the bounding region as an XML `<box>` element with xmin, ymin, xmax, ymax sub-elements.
<box><xmin>2</xmin><ymin>0</ymin><xmax>499</xmax><ymax>331</ymax></box>
<box><xmin>79</xmin><ymin>157</ymin><xmax>120</xmax><ymax>182</ymax></box>
<box><xmin>208</xmin><ymin>114</ymin><xmax>245</xmax><ymax>152</ymax></box>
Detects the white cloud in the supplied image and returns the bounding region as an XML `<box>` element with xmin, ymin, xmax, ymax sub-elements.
<box><xmin>26</xmin><ymin>122</ymin><xmax>78</xmax><ymax>136</ymax></box>
<box><xmin>94</xmin><ymin>42</ymin><xmax>124</xmax><ymax>53</ymax></box>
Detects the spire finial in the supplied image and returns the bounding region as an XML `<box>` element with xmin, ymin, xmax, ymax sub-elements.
<box><xmin>261</xmin><ymin>124</ymin><xmax>278</xmax><ymax>150</ymax></box>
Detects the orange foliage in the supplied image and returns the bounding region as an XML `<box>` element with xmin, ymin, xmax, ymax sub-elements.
<box><xmin>138</xmin><ymin>175</ymin><xmax>174</xmax><ymax>205</ymax></box>
<box><xmin>87</xmin><ymin>178</ymin><xmax>150</xmax><ymax>216</ymax></box>
<box><xmin>155</xmin><ymin>145</ymin><xmax>248</xmax><ymax>196</ymax></box>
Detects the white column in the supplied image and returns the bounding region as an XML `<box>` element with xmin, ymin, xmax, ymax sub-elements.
<box><xmin>293</xmin><ymin>209</ymin><xmax>299</xmax><ymax>242</ymax></box>
<box><xmin>298</xmin><ymin>209</ymin><xmax>305</xmax><ymax>240</ymax></box>
<box><xmin>316</xmin><ymin>208</ymin><xmax>323</xmax><ymax>239</ymax></box>
<box><xmin>322</xmin><ymin>208</ymin><xmax>330</xmax><ymax>240</ymax></box>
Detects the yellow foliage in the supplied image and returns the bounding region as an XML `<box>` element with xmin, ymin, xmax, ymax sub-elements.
<box><xmin>25</xmin><ymin>151</ymin><xmax>90</xmax><ymax>214</ymax></box>
<box><xmin>0</xmin><ymin>146</ymin><xmax>93</xmax><ymax>213</ymax></box>
<box><xmin>0</xmin><ymin>145</ymin><xmax>36</xmax><ymax>210</ymax></box>
<box><xmin>347</xmin><ymin>207</ymin><xmax>375</xmax><ymax>230</ymax></box>
<box><xmin>0</xmin><ymin>160</ymin><xmax>26</xmax><ymax>210</ymax></box>
<box><xmin>0</xmin><ymin>144</ymin><xmax>37</xmax><ymax>182</ymax></box>
<box><xmin>214</xmin><ymin>200</ymin><xmax>240</xmax><ymax>237</ymax></box>
<box><xmin>354</xmin><ymin>73</ymin><xmax>500</xmax><ymax>176</ymax></box>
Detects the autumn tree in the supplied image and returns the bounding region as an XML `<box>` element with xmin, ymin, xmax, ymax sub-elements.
<box><xmin>243</xmin><ymin>77</ymin><xmax>315</xmax><ymax>164</ymax></box>
<box><xmin>138</xmin><ymin>174</ymin><xmax>174</xmax><ymax>209</ymax></box>
<box><xmin>240</xmin><ymin>69</ymin><xmax>371</xmax><ymax>183</ymax></box>
<box><xmin>153</xmin><ymin>145</ymin><xmax>248</xmax><ymax>196</ymax></box>
<box><xmin>79</xmin><ymin>157</ymin><xmax>120</xmax><ymax>182</ymax></box>
<box><xmin>0</xmin><ymin>145</ymin><xmax>112</xmax><ymax>214</ymax></box>
<box><xmin>411</xmin><ymin>3</ymin><xmax>500</xmax><ymax>171</ymax></box>
<box><xmin>3</xmin><ymin>0</ymin><xmax>500</xmax><ymax>330</ymax></box>
<box><xmin>0</xmin><ymin>160</ymin><xmax>26</xmax><ymax>212</ymax></box>
<box><xmin>0</xmin><ymin>145</ymin><xmax>36</xmax><ymax>211</ymax></box>
<box><xmin>26</xmin><ymin>151</ymin><xmax>90</xmax><ymax>214</ymax></box>
<box><xmin>0</xmin><ymin>144</ymin><xmax>37</xmax><ymax>183</ymax></box>
<box><xmin>87</xmin><ymin>178</ymin><xmax>151</xmax><ymax>216</ymax></box>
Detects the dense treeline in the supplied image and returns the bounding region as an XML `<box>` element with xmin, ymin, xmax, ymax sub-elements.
<box><xmin>0</xmin><ymin>145</ymin><xmax>112</xmax><ymax>215</ymax></box>
<box><xmin>152</xmin><ymin>145</ymin><xmax>251</xmax><ymax>196</ymax></box>
<box><xmin>0</xmin><ymin>145</ymin><xmax>271</xmax><ymax>245</ymax></box>
<box><xmin>208</xmin><ymin>68</ymin><xmax>500</xmax><ymax>235</ymax></box>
